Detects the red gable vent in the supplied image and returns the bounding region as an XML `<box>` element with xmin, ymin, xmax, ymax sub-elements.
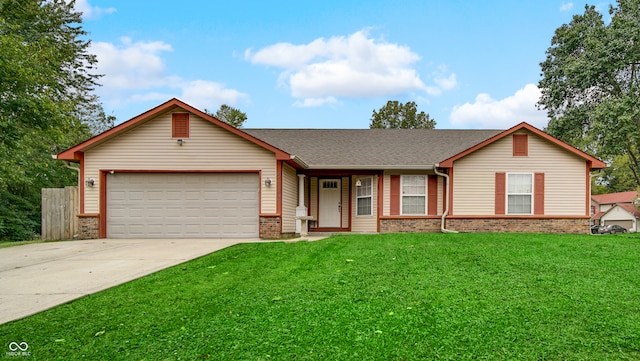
<box><xmin>172</xmin><ymin>113</ymin><xmax>190</xmax><ymax>138</ymax></box>
<box><xmin>513</xmin><ymin>134</ymin><xmax>528</xmax><ymax>156</ymax></box>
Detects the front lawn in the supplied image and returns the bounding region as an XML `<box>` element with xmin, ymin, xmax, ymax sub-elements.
<box><xmin>1</xmin><ymin>233</ymin><xmax>639</xmax><ymax>360</ymax></box>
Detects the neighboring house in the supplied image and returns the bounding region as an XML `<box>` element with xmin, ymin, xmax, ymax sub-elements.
<box><xmin>591</xmin><ymin>191</ymin><xmax>640</xmax><ymax>231</ymax></box>
<box><xmin>55</xmin><ymin>98</ymin><xmax>606</xmax><ymax>239</ymax></box>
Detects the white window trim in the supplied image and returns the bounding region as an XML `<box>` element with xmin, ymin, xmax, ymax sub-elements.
<box><xmin>506</xmin><ymin>172</ymin><xmax>533</xmax><ymax>215</ymax></box>
<box><xmin>400</xmin><ymin>175</ymin><xmax>427</xmax><ymax>215</ymax></box>
<box><xmin>355</xmin><ymin>177</ymin><xmax>373</xmax><ymax>216</ymax></box>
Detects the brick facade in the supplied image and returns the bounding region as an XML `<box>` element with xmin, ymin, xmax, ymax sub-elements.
<box><xmin>380</xmin><ymin>218</ymin><xmax>442</xmax><ymax>233</ymax></box>
<box><xmin>260</xmin><ymin>216</ymin><xmax>282</xmax><ymax>239</ymax></box>
<box><xmin>78</xmin><ymin>214</ymin><xmax>100</xmax><ymax>239</ymax></box>
<box><xmin>380</xmin><ymin>217</ymin><xmax>589</xmax><ymax>234</ymax></box>
<box><xmin>446</xmin><ymin>217</ymin><xmax>589</xmax><ymax>234</ymax></box>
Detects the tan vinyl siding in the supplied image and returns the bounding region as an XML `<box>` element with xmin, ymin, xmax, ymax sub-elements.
<box><xmin>310</xmin><ymin>177</ymin><xmax>318</xmax><ymax>220</ymax></box>
<box><xmin>83</xmin><ymin>112</ymin><xmax>277</xmax><ymax>214</ymax></box>
<box><xmin>352</xmin><ymin>175</ymin><xmax>378</xmax><ymax>232</ymax></box>
<box><xmin>383</xmin><ymin>174</ymin><xmax>391</xmax><ymax>216</ymax></box>
<box><xmin>452</xmin><ymin>130</ymin><xmax>587</xmax><ymax>216</ymax></box>
<box><xmin>341</xmin><ymin>177</ymin><xmax>349</xmax><ymax>227</ymax></box>
<box><xmin>282</xmin><ymin>163</ymin><xmax>298</xmax><ymax>233</ymax></box>
<box><xmin>382</xmin><ymin>170</ymin><xmax>434</xmax><ymax>217</ymax></box>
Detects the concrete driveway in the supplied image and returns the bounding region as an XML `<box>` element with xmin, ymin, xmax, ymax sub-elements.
<box><xmin>0</xmin><ymin>238</ymin><xmax>260</xmax><ymax>324</ymax></box>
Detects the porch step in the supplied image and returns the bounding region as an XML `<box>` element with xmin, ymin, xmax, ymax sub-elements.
<box><xmin>307</xmin><ymin>232</ymin><xmax>379</xmax><ymax>237</ymax></box>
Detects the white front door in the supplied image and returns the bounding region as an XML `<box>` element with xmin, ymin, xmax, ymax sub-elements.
<box><xmin>319</xmin><ymin>179</ymin><xmax>341</xmax><ymax>228</ymax></box>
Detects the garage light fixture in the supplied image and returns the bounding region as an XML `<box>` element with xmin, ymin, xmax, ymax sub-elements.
<box><xmin>177</xmin><ymin>138</ymin><xmax>184</xmax><ymax>146</ymax></box>
<box><xmin>85</xmin><ymin>178</ymin><xmax>95</xmax><ymax>187</ymax></box>
<box><xmin>265</xmin><ymin>178</ymin><xmax>272</xmax><ymax>187</ymax></box>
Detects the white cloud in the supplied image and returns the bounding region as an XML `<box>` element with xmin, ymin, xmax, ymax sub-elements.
<box><xmin>449</xmin><ymin>84</ymin><xmax>548</xmax><ymax>129</ymax></box>
<box><xmin>245</xmin><ymin>29</ymin><xmax>455</xmax><ymax>106</ymax></box>
<box><xmin>293</xmin><ymin>97</ymin><xmax>338</xmax><ymax>108</ymax></box>
<box><xmin>90</xmin><ymin>38</ymin><xmax>248</xmax><ymax>114</ymax></box>
<box><xmin>560</xmin><ymin>2</ymin><xmax>574</xmax><ymax>11</ymax></box>
<box><xmin>72</xmin><ymin>0</ymin><xmax>116</xmax><ymax>20</ymax></box>
<box><xmin>435</xmin><ymin>73</ymin><xmax>457</xmax><ymax>91</ymax></box>
<box><xmin>91</xmin><ymin>37</ymin><xmax>175</xmax><ymax>89</ymax></box>
<box><xmin>180</xmin><ymin>80</ymin><xmax>248</xmax><ymax>110</ymax></box>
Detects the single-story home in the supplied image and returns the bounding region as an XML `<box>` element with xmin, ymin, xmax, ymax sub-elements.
<box><xmin>55</xmin><ymin>98</ymin><xmax>606</xmax><ymax>239</ymax></box>
<box><xmin>591</xmin><ymin>191</ymin><xmax>640</xmax><ymax>231</ymax></box>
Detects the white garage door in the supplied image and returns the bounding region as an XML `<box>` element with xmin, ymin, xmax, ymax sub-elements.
<box><xmin>107</xmin><ymin>173</ymin><xmax>259</xmax><ymax>238</ymax></box>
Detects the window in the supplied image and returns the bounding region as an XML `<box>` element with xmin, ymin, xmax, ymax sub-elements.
<box><xmin>172</xmin><ymin>113</ymin><xmax>189</xmax><ymax>138</ymax></box>
<box><xmin>322</xmin><ymin>180</ymin><xmax>339</xmax><ymax>189</ymax></box>
<box><xmin>513</xmin><ymin>134</ymin><xmax>528</xmax><ymax>156</ymax></box>
<box><xmin>356</xmin><ymin>177</ymin><xmax>372</xmax><ymax>216</ymax></box>
<box><xmin>507</xmin><ymin>173</ymin><xmax>532</xmax><ymax>214</ymax></box>
<box><xmin>401</xmin><ymin>175</ymin><xmax>426</xmax><ymax>215</ymax></box>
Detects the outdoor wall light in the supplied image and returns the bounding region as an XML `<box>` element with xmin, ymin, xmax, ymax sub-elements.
<box><xmin>355</xmin><ymin>179</ymin><xmax>362</xmax><ymax>187</ymax></box>
<box><xmin>265</xmin><ymin>178</ymin><xmax>272</xmax><ymax>187</ymax></box>
<box><xmin>85</xmin><ymin>178</ymin><xmax>95</xmax><ymax>187</ymax></box>
<box><xmin>177</xmin><ymin>138</ymin><xmax>184</xmax><ymax>146</ymax></box>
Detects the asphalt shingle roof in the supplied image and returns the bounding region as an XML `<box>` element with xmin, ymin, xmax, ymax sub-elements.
<box><xmin>591</xmin><ymin>191</ymin><xmax>639</xmax><ymax>205</ymax></box>
<box><xmin>244</xmin><ymin>128</ymin><xmax>502</xmax><ymax>169</ymax></box>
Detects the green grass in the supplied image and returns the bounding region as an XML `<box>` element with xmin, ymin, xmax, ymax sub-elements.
<box><xmin>0</xmin><ymin>238</ymin><xmax>69</xmax><ymax>249</ymax></box>
<box><xmin>2</xmin><ymin>233</ymin><xmax>640</xmax><ymax>360</ymax></box>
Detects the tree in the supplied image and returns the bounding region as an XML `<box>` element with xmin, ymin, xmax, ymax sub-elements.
<box><xmin>0</xmin><ymin>0</ymin><xmax>104</xmax><ymax>240</ymax></box>
<box><xmin>538</xmin><ymin>0</ymin><xmax>640</xmax><ymax>189</ymax></box>
<box><xmin>205</xmin><ymin>104</ymin><xmax>247</xmax><ymax>128</ymax></box>
<box><xmin>593</xmin><ymin>154</ymin><xmax>640</xmax><ymax>193</ymax></box>
<box><xmin>369</xmin><ymin>101</ymin><xmax>436</xmax><ymax>129</ymax></box>
<box><xmin>73</xmin><ymin>94</ymin><xmax>116</xmax><ymax>135</ymax></box>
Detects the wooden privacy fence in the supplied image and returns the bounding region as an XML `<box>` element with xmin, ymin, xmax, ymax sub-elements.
<box><xmin>41</xmin><ymin>186</ymin><xmax>79</xmax><ymax>240</ymax></box>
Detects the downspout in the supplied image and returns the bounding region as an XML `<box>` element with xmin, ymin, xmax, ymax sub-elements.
<box><xmin>434</xmin><ymin>163</ymin><xmax>458</xmax><ymax>234</ymax></box>
<box><xmin>62</xmin><ymin>160</ymin><xmax>81</xmax><ymax>187</ymax></box>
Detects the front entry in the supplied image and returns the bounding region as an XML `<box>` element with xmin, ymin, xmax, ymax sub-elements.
<box><xmin>319</xmin><ymin>179</ymin><xmax>341</xmax><ymax>228</ymax></box>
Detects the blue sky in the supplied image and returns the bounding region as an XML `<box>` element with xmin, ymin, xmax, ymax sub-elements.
<box><xmin>76</xmin><ymin>0</ymin><xmax>611</xmax><ymax>129</ymax></box>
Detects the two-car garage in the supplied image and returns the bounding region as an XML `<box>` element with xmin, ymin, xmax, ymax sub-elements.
<box><xmin>106</xmin><ymin>173</ymin><xmax>259</xmax><ymax>238</ymax></box>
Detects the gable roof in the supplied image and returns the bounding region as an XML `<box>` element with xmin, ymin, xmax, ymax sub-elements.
<box><xmin>438</xmin><ymin>122</ymin><xmax>606</xmax><ymax>169</ymax></box>
<box><xmin>594</xmin><ymin>202</ymin><xmax>640</xmax><ymax>220</ymax></box>
<box><xmin>56</xmin><ymin>99</ymin><xmax>605</xmax><ymax>171</ymax></box>
<box><xmin>56</xmin><ymin>98</ymin><xmax>292</xmax><ymax>162</ymax></box>
<box><xmin>244</xmin><ymin>128</ymin><xmax>501</xmax><ymax>169</ymax></box>
<box><xmin>618</xmin><ymin>203</ymin><xmax>640</xmax><ymax>218</ymax></box>
<box><xmin>592</xmin><ymin>191</ymin><xmax>639</xmax><ymax>205</ymax></box>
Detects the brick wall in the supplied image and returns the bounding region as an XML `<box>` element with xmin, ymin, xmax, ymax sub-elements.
<box><xmin>260</xmin><ymin>216</ymin><xmax>282</xmax><ymax>239</ymax></box>
<box><xmin>380</xmin><ymin>218</ymin><xmax>441</xmax><ymax>233</ymax></box>
<box><xmin>447</xmin><ymin>217</ymin><xmax>589</xmax><ymax>234</ymax></box>
<box><xmin>380</xmin><ymin>217</ymin><xmax>589</xmax><ymax>234</ymax></box>
<box><xmin>78</xmin><ymin>215</ymin><xmax>99</xmax><ymax>239</ymax></box>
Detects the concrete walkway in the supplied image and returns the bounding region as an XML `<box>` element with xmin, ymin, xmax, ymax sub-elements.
<box><xmin>0</xmin><ymin>237</ymin><xmax>324</xmax><ymax>325</ymax></box>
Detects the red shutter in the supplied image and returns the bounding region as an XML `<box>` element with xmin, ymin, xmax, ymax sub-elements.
<box><xmin>495</xmin><ymin>173</ymin><xmax>506</xmax><ymax>215</ymax></box>
<box><xmin>534</xmin><ymin>173</ymin><xmax>545</xmax><ymax>215</ymax></box>
<box><xmin>390</xmin><ymin>175</ymin><xmax>400</xmax><ymax>215</ymax></box>
<box><xmin>172</xmin><ymin>113</ymin><xmax>190</xmax><ymax>138</ymax></box>
<box><xmin>428</xmin><ymin>175</ymin><xmax>438</xmax><ymax>215</ymax></box>
<box><xmin>513</xmin><ymin>134</ymin><xmax>528</xmax><ymax>156</ymax></box>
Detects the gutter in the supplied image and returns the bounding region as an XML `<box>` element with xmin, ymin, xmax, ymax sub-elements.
<box><xmin>305</xmin><ymin>164</ymin><xmax>436</xmax><ymax>170</ymax></box>
<box><xmin>290</xmin><ymin>155</ymin><xmax>309</xmax><ymax>169</ymax></box>
<box><xmin>434</xmin><ymin>163</ymin><xmax>458</xmax><ymax>234</ymax></box>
